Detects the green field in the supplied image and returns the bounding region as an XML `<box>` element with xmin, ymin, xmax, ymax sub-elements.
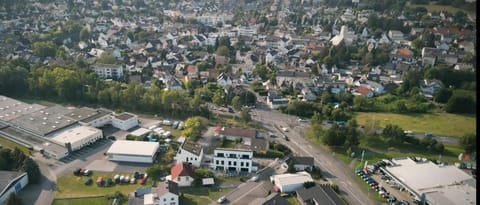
<box><xmin>0</xmin><ymin>136</ymin><xmax>32</xmax><ymax>154</ymax></box>
<box><xmin>55</xmin><ymin>172</ymin><xmax>150</xmax><ymax>198</ymax></box>
<box><xmin>355</xmin><ymin>112</ymin><xmax>476</xmax><ymax>138</ymax></box>
<box><xmin>180</xmin><ymin>186</ymin><xmax>234</xmax><ymax>204</ymax></box>
<box><xmin>285</xmin><ymin>196</ymin><xmax>300</xmax><ymax>205</ymax></box>
<box><xmin>52</xmin><ymin>196</ymin><xmax>110</xmax><ymax>205</ymax></box>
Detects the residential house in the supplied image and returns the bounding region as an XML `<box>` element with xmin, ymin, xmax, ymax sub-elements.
<box><xmin>392</xmin><ymin>48</ymin><xmax>415</xmax><ymax>64</ymax></box>
<box><xmin>91</xmin><ymin>63</ymin><xmax>124</xmax><ymax>79</ymax></box>
<box><xmin>388</xmin><ymin>30</ymin><xmax>404</xmax><ymax>44</ymax></box>
<box><xmin>248</xmin><ymin>193</ymin><xmax>290</xmax><ymax>205</ymax></box>
<box><xmin>290</xmin><ymin>156</ymin><xmax>314</xmax><ymax>171</ymax></box>
<box><xmin>166</xmin><ymin>163</ymin><xmax>195</xmax><ymax>187</ymax></box>
<box><xmin>266</xmin><ymin>90</ymin><xmax>289</xmax><ymax>109</ymax></box>
<box><xmin>420</xmin><ymin>79</ymin><xmax>444</xmax><ymax>98</ymax></box>
<box><xmin>296</xmin><ymin>184</ymin><xmax>346</xmax><ymax>205</ymax></box>
<box><xmin>213</xmin><ymin>148</ymin><xmax>255</xmax><ymax>172</ymax></box>
<box><xmin>217</xmin><ymin>72</ymin><xmax>233</xmax><ymax>88</ymax></box>
<box><xmin>214</xmin><ymin>127</ymin><xmax>257</xmax><ymax>145</ymax></box>
<box><xmin>353</xmin><ymin>86</ymin><xmax>374</xmax><ymax>98</ymax></box>
<box><xmin>174</xmin><ymin>140</ymin><xmax>204</xmax><ymax>167</ymax></box>
<box><xmin>143</xmin><ymin>180</ymin><xmax>179</xmax><ymax>205</ymax></box>
<box><xmin>185</xmin><ymin>65</ymin><xmax>199</xmax><ymax>81</ymax></box>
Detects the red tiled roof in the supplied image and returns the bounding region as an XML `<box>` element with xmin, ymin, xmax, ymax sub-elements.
<box><xmin>171</xmin><ymin>163</ymin><xmax>195</xmax><ymax>180</ymax></box>
<box><xmin>356</xmin><ymin>86</ymin><xmax>371</xmax><ymax>96</ymax></box>
<box><xmin>397</xmin><ymin>49</ymin><xmax>413</xmax><ymax>57</ymax></box>
<box><xmin>187</xmin><ymin>65</ymin><xmax>198</xmax><ymax>73</ymax></box>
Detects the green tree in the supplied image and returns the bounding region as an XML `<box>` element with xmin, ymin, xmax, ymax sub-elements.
<box><xmin>181</xmin><ymin>117</ymin><xmax>204</xmax><ymax>141</ymax></box>
<box><xmin>240</xmin><ymin>108</ymin><xmax>252</xmax><ymax>123</ymax></box>
<box><xmin>459</xmin><ymin>134</ymin><xmax>476</xmax><ymax>154</ymax></box>
<box><xmin>445</xmin><ymin>92</ymin><xmax>475</xmax><ymax>114</ymax></box>
<box><xmin>215</xmin><ymin>45</ymin><xmax>230</xmax><ymax>57</ymax></box>
<box><xmin>79</xmin><ymin>27</ymin><xmax>91</xmax><ymax>42</ymax></box>
<box><xmin>232</xmin><ymin>96</ymin><xmax>242</xmax><ymax>111</ymax></box>
<box><xmin>0</xmin><ymin>63</ymin><xmax>29</xmax><ymax>96</ymax></box>
<box><xmin>32</xmin><ymin>42</ymin><xmax>57</xmax><ymax>60</ymax></box>
<box><xmin>96</xmin><ymin>52</ymin><xmax>117</xmax><ymax>64</ymax></box>
<box><xmin>303</xmin><ymin>181</ymin><xmax>316</xmax><ymax>189</ymax></box>
<box><xmin>382</xmin><ymin>124</ymin><xmax>405</xmax><ymax>145</ymax></box>
<box><xmin>212</xmin><ymin>90</ymin><xmax>226</xmax><ymax>106</ymax></box>
<box><xmin>21</xmin><ymin>158</ymin><xmax>41</xmax><ymax>184</ymax></box>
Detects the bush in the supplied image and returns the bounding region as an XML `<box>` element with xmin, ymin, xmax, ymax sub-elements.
<box><xmin>126</xmin><ymin>135</ymin><xmax>136</xmax><ymax>140</ymax></box>
<box><xmin>309</xmin><ymin>166</ymin><xmax>323</xmax><ymax>180</ymax></box>
<box><xmin>253</xmin><ymin>150</ymin><xmax>284</xmax><ymax>158</ymax></box>
<box><xmin>329</xmin><ymin>183</ymin><xmax>340</xmax><ymax>194</ymax></box>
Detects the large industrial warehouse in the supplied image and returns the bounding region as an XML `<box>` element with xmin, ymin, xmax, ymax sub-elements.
<box><xmin>0</xmin><ymin>95</ymin><xmax>143</xmax><ymax>160</ymax></box>
<box><xmin>382</xmin><ymin>157</ymin><xmax>476</xmax><ymax>205</ymax></box>
<box><xmin>106</xmin><ymin>140</ymin><xmax>159</xmax><ymax>163</ymax></box>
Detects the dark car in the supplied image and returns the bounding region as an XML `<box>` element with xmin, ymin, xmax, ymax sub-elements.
<box><xmin>283</xmin><ymin>135</ymin><xmax>289</xmax><ymax>141</ymax></box>
<box><xmin>73</xmin><ymin>168</ymin><xmax>82</xmax><ymax>176</ymax></box>
<box><xmin>105</xmin><ymin>178</ymin><xmax>113</xmax><ymax>187</ymax></box>
<box><xmin>228</xmin><ymin>107</ymin><xmax>234</xmax><ymax>113</ymax></box>
<box><xmin>107</xmin><ymin>136</ymin><xmax>116</xmax><ymax>140</ymax></box>
<box><xmin>84</xmin><ymin>178</ymin><xmax>93</xmax><ymax>185</ymax></box>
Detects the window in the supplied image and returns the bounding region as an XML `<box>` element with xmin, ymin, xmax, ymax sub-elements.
<box><xmin>171</xmin><ymin>198</ymin><xmax>175</xmax><ymax>201</ymax></box>
<box><xmin>164</xmin><ymin>198</ymin><xmax>167</xmax><ymax>201</ymax></box>
<box><xmin>228</xmin><ymin>161</ymin><xmax>231</xmax><ymax>165</ymax></box>
<box><xmin>221</xmin><ymin>160</ymin><xmax>224</xmax><ymax>165</ymax></box>
<box><xmin>178</xmin><ymin>177</ymin><xmax>181</xmax><ymax>181</ymax></box>
<box><xmin>246</xmin><ymin>162</ymin><xmax>249</xmax><ymax>166</ymax></box>
<box><xmin>241</xmin><ymin>162</ymin><xmax>244</xmax><ymax>166</ymax></box>
<box><xmin>186</xmin><ymin>157</ymin><xmax>189</xmax><ymax>162</ymax></box>
<box><xmin>216</xmin><ymin>160</ymin><xmax>219</xmax><ymax>165</ymax></box>
<box><xmin>186</xmin><ymin>177</ymin><xmax>189</xmax><ymax>181</ymax></box>
<box><xmin>195</xmin><ymin>157</ymin><xmax>197</xmax><ymax>160</ymax></box>
<box><xmin>233</xmin><ymin>162</ymin><xmax>237</xmax><ymax>166</ymax></box>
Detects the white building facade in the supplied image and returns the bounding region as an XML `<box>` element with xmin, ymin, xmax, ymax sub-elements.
<box><xmin>174</xmin><ymin>141</ymin><xmax>204</xmax><ymax>167</ymax></box>
<box><xmin>50</xmin><ymin>126</ymin><xmax>103</xmax><ymax>152</ymax></box>
<box><xmin>213</xmin><ymin>148</ymin><xmax>254</xmax><ymax>172</ymax></box>
<box><xmin>92</xmin><ymin>64</ymin><xmax>124</xmax><ymax>79</ymax></box>
<box><xmin>112</xmin><ymin>112</ymin><xmax>138</xmax><ymax>130</ymax></box>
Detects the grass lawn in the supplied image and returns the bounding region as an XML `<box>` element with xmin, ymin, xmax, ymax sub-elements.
<box><xmin>219</xmin><ymin>139</ymin><xmax>239</xmax><ymax>148</ymax></box>
<box><xmin>355</xmin><ymin>112</ymin><xmax>476</xmax><ymax>138</ymax></box>
<box><xmin>285</xmin><ymin>196</ymin><xmax>300</xmax><ymax>205</ymax></box>
<box><xmin>0</xmin><ymin>136</ymin><xmax>33</xmax><ymax>155</ymax></box>
<box><xmin>52</xmin><ymin>196</ymin><xmax>110</xmax><ymax>205</ymax></box>
<box><xmin>55</xmin><ymin>172</ymin><xmax>150</xmax><ymax>198</ymax></box>
<box><xmin>180</xmin><ymin>186</ymin><xmax>234</xmax><ymax>204</ymax></box>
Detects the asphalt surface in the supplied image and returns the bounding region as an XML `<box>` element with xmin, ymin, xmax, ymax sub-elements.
<box><xmin>250</xmin><ymin>103</ymin><xmax>382</xmax><ymax>205</ymax></box>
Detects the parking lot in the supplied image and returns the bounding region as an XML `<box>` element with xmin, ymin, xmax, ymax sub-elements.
<box><xmin>356</xmin><ymin>160</ymin><xmax>417</xmax><ymax>205</ymax></box>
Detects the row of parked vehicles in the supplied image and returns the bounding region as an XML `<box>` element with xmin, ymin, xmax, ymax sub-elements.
<box><xmin>81</xmin><ymin>171</ymin><xmax>148</xmax><ymax>187</ymax></box>
<box><xmin>357</xmin><ymin>168</ymin><xmax>410</xmax><ymax>205</ymax></box>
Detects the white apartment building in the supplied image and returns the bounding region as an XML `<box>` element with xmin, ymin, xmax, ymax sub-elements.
<box><xmin>213</xmin><ymin>148</ymin><xmax>254</xmax><ymax>172</ymax></box>
<box><xmin>174</xmin><ymin>140</ymin><xmax>204</xmax><ymax>167</ymax></box>
<box><xmin>92</xmin><ymin>63</ymin><xmax>124</xmax><ymax>79</ymax></box>
<box><xmin>112</xmin><ymin>112</ymin><xmax>138</xmax><ymax>130</ymax></box>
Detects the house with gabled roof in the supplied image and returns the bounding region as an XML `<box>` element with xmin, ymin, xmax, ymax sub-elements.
<box><xmin>166</xmin><ymin>163</ymin><xmax>195</xmax><ymax>187</ymax></box>
<box><xmin>174</xmin><ymin>140</ymin><xmax>204</xmax><ymax>167</ymax></box>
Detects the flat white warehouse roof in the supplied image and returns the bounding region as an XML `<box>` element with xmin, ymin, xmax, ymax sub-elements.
<box><xmin>130</xmin><ymin>128</ymin><xmax>151</xmax><ymax>137</ymax></box>
<box><xmin>50</xmin><ymin>126</ymin><xmax>102</xmax><ymax>145</ymax></box>
<box><xmin>386</xmin><ymin>158</ymin><xmax>476</xmax><ymax>205</ymax></box>
<box><xmin>273</xmin><ymin>171</ymin><xmax>313</xmax><ymax>186</ymax></box>
<box><xmin>107</xmin><ymin>140</ymin><xmax>159</xmax><ymax>157</ymax></box>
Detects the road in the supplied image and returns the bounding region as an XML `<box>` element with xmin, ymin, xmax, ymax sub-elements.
<box><xmin>251</xmin><ymin>103</ymin><xmax>381</xmax><ymax>205</ymax></box>
<box><xmin>220</xmin><ymin>158</ymin><xmax>285</xmax><ymax>205</ymax></box>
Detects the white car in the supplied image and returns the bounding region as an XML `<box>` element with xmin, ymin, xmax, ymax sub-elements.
<box><xmin>250</xmin><ymin>176</ymin><xmax>259</xmax><ymax>182</ymax></box>
<box><xmin>217</xmin><ymin>196</ymin><xmax>226</xmax><ymax>203</ymax></box>
<box><xmin>282</xmin><ymin>127</ymin><xmax>288</xmax><ymax>132</ymax></box>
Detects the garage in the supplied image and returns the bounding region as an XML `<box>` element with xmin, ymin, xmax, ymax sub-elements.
<box><xmin>106</xmin><ymin>140</ymin><xmax>159</xmax><ymax>163</ymax></box>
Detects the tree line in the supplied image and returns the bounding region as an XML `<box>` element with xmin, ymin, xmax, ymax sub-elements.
<box><xmin>0</xmin><ymin>147</ymin><xmax>41</xmax><ymax>184</ymax></box>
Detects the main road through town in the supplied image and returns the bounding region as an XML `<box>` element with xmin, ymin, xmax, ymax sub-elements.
<box><xmin>251</xmin><ymin>103</ymin><xmax>382</xmax><ymax>205</ymax></box>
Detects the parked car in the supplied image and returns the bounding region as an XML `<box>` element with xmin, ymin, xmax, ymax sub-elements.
<box><xmin>217</xmin><ymin>196</ymin><xmax>227</xmax><ymax>203</ymax></box>
<box><xmin>140</xmin><ymin>177</ymin><xmax>148</xmax><ymax>185</ymax></box>
<box><xmin>283</xmin><ymin>135</ymin><xmax>289</xmax><ymax>141</ymax></box>
<box><xmin>172</xmin><ymin>121</ymin><xmax>179</xmax><ymax>129</ymax></box>
<box><xmin>73</xmin><ymin>168</ymin><xmax>82</xmax><ymax>176</ymax></box>
<box><xmin>107</xmin><ymin>136</ymin><xmax>116</xmax><ymax>140</ymax></box>
<box><xmin>250</xmin><ymin>176</ymin><xmax>259</xmax><ymax>182</ymax></box>
<box><xmin>83</xmin><ymin>169</ymin><xmax>92</xmax><ymax>176</ymax></box>
<box><xmin>130</xmin><ymin>178</ymin><xmax>136</xmax><ymax>184</ymax></box>
<box><xmin>105</xmin><ymin>178</ymin><xmax>113</xmax><ymax>187</ymax></box>
<box><xmin>96</xmin><ymin>177</ymin><xmax>104</xmax><ymax>187</ymax></box>
<box><xmin>424</xmin><ymin>133</ymin><xmax>433</xmax><ymax>137</ymax></box>
<box><xmin>177</xmin><ymin>122</ymin><xmax>184</xmax><ymax>130</ymax></box>
<box><xmin>84</xmin><ymin>178</ymin><xmax>93</xmax><ymax>185</ymax></box>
